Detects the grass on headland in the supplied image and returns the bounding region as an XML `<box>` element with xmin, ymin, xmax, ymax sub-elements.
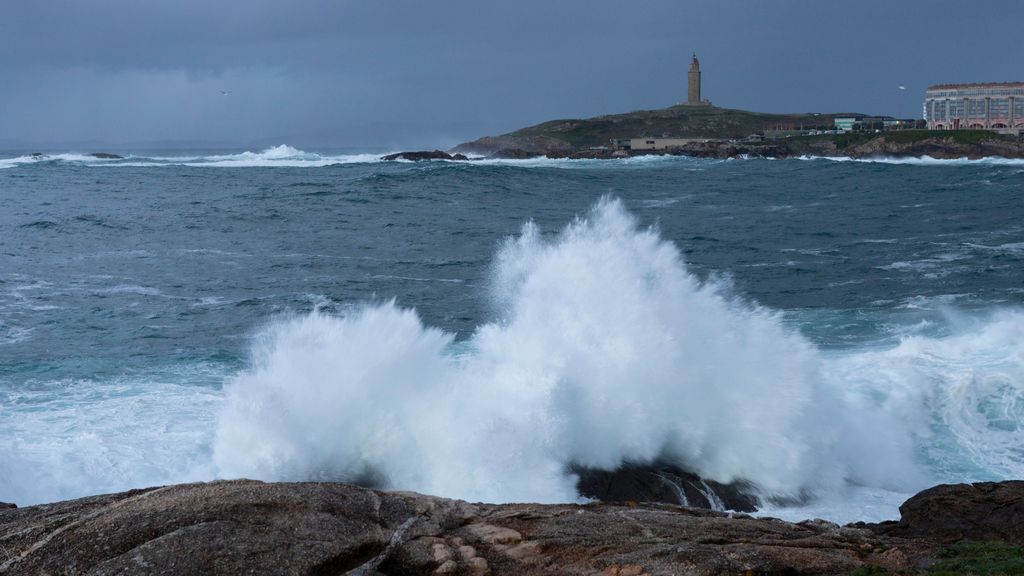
<box><xmin>790</xmin><ymin>129</ymin><xmax>1003</xmax><ymax>153</ymax></box>
<box><xmin>881</xmin><ymin>130</ymin><xmax>998</xmax><ymax>145</ymax></box>
<box><xmin>847</xmin><ymin>541</ymin><xmax>1024</xmax><ymax>569</ymax></box>
<box><xmin>929</xmin><ymin>541</ymin><xmax>1024</xmax><ymax>576</ymax></box>
<box><xmin>831</xmin><ymin>130</ymin><xmax>997</xmax><ymax>149</ymax></box>
<box><xmin>847</xmin><ymin>541</ymin><xmax>1024</xmax><ymax>576</ymax></box>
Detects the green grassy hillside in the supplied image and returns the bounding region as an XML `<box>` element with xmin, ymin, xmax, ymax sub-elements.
<box><xmin>454</xmin><ymin>106</ymin><xmax>862</xmax><ymax>153</ymax></box>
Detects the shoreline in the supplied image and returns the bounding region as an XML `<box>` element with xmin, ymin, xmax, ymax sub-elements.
<box><xmin>2</xmin><ymin>479</ymin><xmax>1022</xmax><ymax>574</ymax></box>
<box><xmin>384</xmin><ymin>131</ymin><xmax>1024</xmax><ymax>163</ymax></box>
<box><xmin>383</xmin><ymin>147</ymin><xmax>1024</xmax><ymax>163</ymax></box>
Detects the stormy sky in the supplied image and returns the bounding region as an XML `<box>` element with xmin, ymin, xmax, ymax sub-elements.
<box><xmin>2</xmin><ymin>0</ymin><xmax>1021</xmax><ymax>150</ymax></box>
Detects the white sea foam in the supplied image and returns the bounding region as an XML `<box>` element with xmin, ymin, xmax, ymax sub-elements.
<box><xmin>799</xmin><ymin>154</ymin><xmax>1024</xmax><ymax>166</ymax></box>
<box><xmin>168</xmin><ymin>145</ymin><xmax>385</xmax><ymax>168</ymax></box>
<box><xmin>4</xmin><ymin>199</ymin><xmax>1023</xmax><ymax>522</ymax></box>
<box><xmin>0</xmin><ymin>374</ymin><xmax>222</xmax><ymax>505</ymax></box>
<box><xmin>1</xmin><ymin>146</ymin><xmax>387</xmax><ymax>169</ymax></box>
<box><xmin>825</xmin><ymin>310</ymin><xmax>1024</xmax><ymax>485</ymax></box>
<box><xmin>0</xmin><ymin>153</ymin><xmax>123</xmax><ymax>168</ymax></box>
<box><xmin>465</xmin><ymin>154</ymin><xmax>703</xmax><ymax>169</ymax></box>
<box><xmin>0</xmin><ymin>323</ymin><xmax>34</xmax><ymax>345</ymax></box>
<box><xmin>212</xmin><ymin>199</ymin><xmax>929</xmax><ymax>506</ymax></box>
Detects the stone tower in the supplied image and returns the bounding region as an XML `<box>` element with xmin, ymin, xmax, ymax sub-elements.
<box><xmin>687</xmin><ymin>52</ymin><xmax>701</xmax><ymax>104</ymax></box>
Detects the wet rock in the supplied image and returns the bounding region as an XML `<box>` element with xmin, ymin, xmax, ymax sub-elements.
<box><xmin>89</xmin><ymin>152</ymin><xmax>124</xmax><ymax>159</ymax></box>
<box><xmin>573</xmin><ymin>461</ymin><xmax>760</xmax><ymax>512</ymax></box>
<box><xmin>381</xmin><ymin>150</ymin><xmax>468</xmax><ymax>161</ymax></box>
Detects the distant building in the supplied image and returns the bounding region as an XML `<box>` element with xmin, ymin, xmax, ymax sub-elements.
<box><xmin>628</xmin><ymin>138</ymin><xmax>702</xmax><ymax>151</ymax></box>
<box><xmin>681</xmin><ymin>53</ymin><xmax>711</xmax><ymax>106</ymax></box>
<box><xmin>925</xmin><ymin>82</ymin><xmax>1024</xmax><ymax>131</ymax></box>
<box><xmin>834</xmin><ymin>117</ymin><xmax>860</xmax><ymax>132</ymax></box>
<box><xmin>688</xmin><ymin>53</ymin><xmax>701</xmax><ymax>104</ymax></box>
<box><xmin>834</xmin><ymin>116</ymin><xmax>916</xmax><ymax>132</ymax></box>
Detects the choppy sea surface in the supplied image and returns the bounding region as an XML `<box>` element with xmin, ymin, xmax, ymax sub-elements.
<box><xmin>2</xmin><ymin>145</ymin><xmax>1023</xmax><ymax>522</ymax></box>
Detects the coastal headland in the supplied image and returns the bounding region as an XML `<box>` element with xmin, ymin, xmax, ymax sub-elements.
<box><xmin>386</xmin><ymin>105</ymin><xmax>1024</xmax><ymax>161</ymax></box>
<box><xmin>2</xmin><ymin>479</ymin><xmax>1023</xmax><ymax>575</ymax></box>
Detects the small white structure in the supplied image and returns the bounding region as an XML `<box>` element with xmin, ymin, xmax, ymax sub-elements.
<box><xmin>628</xmin><ymin>138</ymin><xmax>702</xmax><ymax>151</ymax></box>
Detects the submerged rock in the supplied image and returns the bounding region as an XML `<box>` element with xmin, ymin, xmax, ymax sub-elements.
<box><xmin>88</xmin><ymin>152</ymin><xmax>124</xmax><ymax>159</ymax></box>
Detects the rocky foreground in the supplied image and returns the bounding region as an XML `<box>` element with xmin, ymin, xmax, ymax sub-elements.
<box><xmin>2</xmin><ymin>480</ymin><xmax>1023</xmax><ymax>575</ymax></box>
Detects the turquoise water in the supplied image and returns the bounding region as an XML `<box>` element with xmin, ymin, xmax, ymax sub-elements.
<box><xmin>2</xmin><ymin>147</ymin><xmax>1023</xmax><ymax>521</ymax></box>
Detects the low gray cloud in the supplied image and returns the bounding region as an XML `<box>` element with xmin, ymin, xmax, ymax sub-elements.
<box><xmin>2</xmin><ymin>0</ymin><xmax>1021</xmax><ymax>149</ymax></box>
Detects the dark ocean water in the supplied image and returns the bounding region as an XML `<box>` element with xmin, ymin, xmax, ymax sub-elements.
<box><xmin>2</xmin><ymin>147</ymin><xmax>1023</xmax><ymax>521</ymax></box>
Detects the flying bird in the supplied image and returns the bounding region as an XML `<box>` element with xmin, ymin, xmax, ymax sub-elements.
<box><xmin>898</xmin><ymin>86</ymin><xmax>906</xmax><ymax>90</ymax></box>
<box><xmin>220</xmin><ymin>90</ymin><xmax>232</xmax><ymax>96</ymax></box>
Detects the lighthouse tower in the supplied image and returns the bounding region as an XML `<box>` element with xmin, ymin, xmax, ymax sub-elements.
<box><xmin>687</xmin><ymin>52</ymin><xmax>701</xmax><ymax>105</ymax></box>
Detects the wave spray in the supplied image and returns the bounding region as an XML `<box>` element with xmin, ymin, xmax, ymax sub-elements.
<box><xmin>213</xmin><ymin>198</ymin><xmax>928</xmax><ymax>504</ymax></box>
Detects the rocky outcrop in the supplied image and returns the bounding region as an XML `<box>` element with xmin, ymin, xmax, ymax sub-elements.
<box><xmin>871</xmin><ymin>481</ymin><xmax>1024</xmax><ymax>545</ymax></box>
<box><xmin>3</xmin><ymin>479</ymin><xmax>1022</xmax><ymax>575</ymax></box>
<box><xmin>0</xmin><ymin>482</ymin><xmax>425</xmax><ymax>575</ymax></box>
<box><xmin>573</xmin><ymin>461</ymin><xmax>759</xmax><ymax>512</ymax></box>
<box><xmin>88</xmin><ymin>152</ymin><xmax>124</xmax><ymax>159</ymax></box>
<box><xmin>381</xmin><ymin>150</ymin><xmax>469</xmax><ymax>161</ymax></box>
<box><xmin>450</xmin><ymin>135</ymin><xmax>574</xmax><ymax>157</ymax></box>
<box><xmin>842</xmin><ymin>136</ymin><xmax>1024</xmax><ymax>159</ymax></box>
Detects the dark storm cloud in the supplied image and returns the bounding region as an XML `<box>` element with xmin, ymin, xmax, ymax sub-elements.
<box><xmin>2</xmin><ymin>0</ymin><xmax>1022</xmax><ymax>149</ymax></box>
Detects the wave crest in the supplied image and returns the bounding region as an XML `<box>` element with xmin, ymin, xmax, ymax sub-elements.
<box><xmin>212</xmin><ymin>198</ymin><xmax>924</xmax><ymax>503</ymax></box>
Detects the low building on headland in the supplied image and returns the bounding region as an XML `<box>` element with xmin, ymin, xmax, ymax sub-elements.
<box><xmin>626</xmin><ymin>138</ymin><xmax>704</xmax><ymax>151</ymax></box>
<box><xmin>925</xmin><ymin>82</ymin><xmax>1024</xmax><ymax>133</ymax></box>
<box><xmin>834</xmin><ymin>116</ymin><xmax>919</xmax><ymax>132</ymax></box>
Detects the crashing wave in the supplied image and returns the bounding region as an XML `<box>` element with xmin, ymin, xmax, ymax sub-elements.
<box><xmin>212</xmin><ymin>198</ymin><xmax>929</xmax><ymax>504</ymax></box>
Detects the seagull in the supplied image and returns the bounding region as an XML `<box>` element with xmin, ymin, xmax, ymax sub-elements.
<box><xmin>219</xmin><ymin>90</ymin><xmax>232</xmax><ymax>96</ymax></box>
<box><xmin>898</xmin><ymin>86</ymin><xmax>906</xmax><ymax>90</ymax></box>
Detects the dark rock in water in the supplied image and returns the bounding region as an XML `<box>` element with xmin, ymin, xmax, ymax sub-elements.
<box><xmin>3</xmin><ymin>479</ymin><xmax>1022</xmax><ymax>575</ymax></box>
<box><xmin>381</xmin><ymin>150</ymin><xmax>467</xmax><ymax>161</ymax></box>
<box><xmin>0</xmin><ymin>502</ymin><xmax>15</xmax><ymax>509</ymax></box>
<box><xmin>29</xmin><ymin>152</ymin><xmax>45</xmax><ymax>158</ymax></box>
<box><xmin>89</xmin><ymin>152</ymin><xmax>124</xmax><ymax>159</ymax></box>
<box><xmin>874</xmin><ymin>480</ymin><xmax>1024</xmax><ymax>544</ymax></box>
<box><xmin>572</xmin><ymin>461</ymin><xmax>759</xmax><ymax>512</ymax></box>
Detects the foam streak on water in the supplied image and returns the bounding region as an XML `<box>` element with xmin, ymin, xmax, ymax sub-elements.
<box><xmin>0</xmin><ymin>145</ymin><xmax>386</xmax><ymax>169</ymax></box>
